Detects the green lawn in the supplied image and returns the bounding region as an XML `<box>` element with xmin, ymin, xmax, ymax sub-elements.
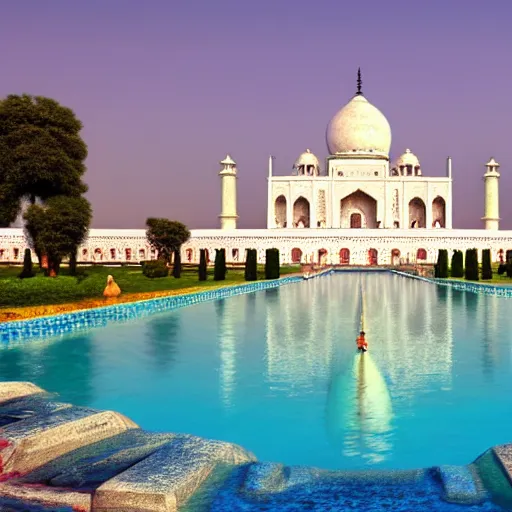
<box><xmin>447</xmin><ymin>263</ymin><xmax>512</xmax><ymax>285</ymax></box>
<box><xmin>0</xmin><ymin>264</ymin><xmax>300</xmax><ymax>308</ymax></box>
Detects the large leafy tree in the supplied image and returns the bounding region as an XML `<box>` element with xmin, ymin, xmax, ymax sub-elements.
<box><xmin>0</xmin><ymin>94</ymin><xmax>88</xmax><ymax>226</ymax></box>
<box><xmin>24</xmin><ymin>195</ymin><xmax>92</xmax><ymax>277</ymax></box>
<box><xmin>145</xmin><ymin>218</ymin><xmax>191</xmax><ymax>264</ymax></box>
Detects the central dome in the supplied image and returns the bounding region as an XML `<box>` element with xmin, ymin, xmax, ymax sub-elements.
<box><xmin>326</xmin><ymin>93</ymin><xmax>392</xmax><ymax>156</ymax></box>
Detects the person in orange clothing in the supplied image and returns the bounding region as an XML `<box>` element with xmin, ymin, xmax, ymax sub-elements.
<box><xmin>356</xmin><ymin>331</ymin><xmax>368</xmax><ymax>352</ymax></box>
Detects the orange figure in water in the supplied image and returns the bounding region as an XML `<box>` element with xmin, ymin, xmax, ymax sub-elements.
<box><xmin>356</xmin><ymin>331</ymin><xmax>368</xmax><ymax>352</ymax></box>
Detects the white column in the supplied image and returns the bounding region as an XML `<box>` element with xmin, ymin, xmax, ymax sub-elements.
<box><xmin>267</xmin><ymin>156</ymin><xmax>274</xmax><ymax>228</ymax></box>
<box><xmin>426</xmin><ymin>183</ymin><xmax>433</xmax><ymax>229</ymax></box>
<box><xmin>446</xmin><ymin>157</ymin><xmax>453</xmax><ymax>228</ymax></box>
<box><xmin>287</xmin><ymin>182</ymin><xmax>293</xmax><ymax>228</ymax></box>
<box><xmin>310</xmin><ymin>182</ymin><xmax>316</xmax><ymax>228</ymax></box>
<box><xmin>482</xmin><ymin>158</ymin><xmax>500</xmax><ymax>230</ymax></box>
<box><xmin>219</xmin><ymin>155</ymin><xmax>238</xmax><ymax>230</ymax></box>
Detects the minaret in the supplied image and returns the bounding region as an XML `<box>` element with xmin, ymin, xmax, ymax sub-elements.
<box><xmin>482</xmin><ymin>157</ymin><xmax>500</xmax><ymax>230</ymax></box>
<box><xmin>219</xmin><ymin>154</ymin><xmax>238</xmax><ymax>230</ymax></box>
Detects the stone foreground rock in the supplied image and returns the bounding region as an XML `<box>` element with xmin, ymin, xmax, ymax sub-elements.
<box><xmin>1</xmin><ymin>381</ymin><xmax>512</xmax><ymax>511</ymax></box>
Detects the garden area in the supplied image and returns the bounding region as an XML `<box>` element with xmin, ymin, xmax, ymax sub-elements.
<box><xmin>0</xmin><ymin>259</ymin><xmax>299</xmax><ymax>320</ymax></box>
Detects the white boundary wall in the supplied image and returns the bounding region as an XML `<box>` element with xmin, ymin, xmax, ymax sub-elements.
<box><xmin>1</xmin><ymin>228</ymin><xmax>512</xmax><ymax>266</ymax></box>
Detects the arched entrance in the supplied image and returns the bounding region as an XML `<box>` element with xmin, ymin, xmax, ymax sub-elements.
<box><xmin>417</xmin><ymin>248</ymin><xmax>427</xmax><ymax>261</ymax></box>
<box><xmin>291</xmin><ymin>247</ymin><xmax>302</xmax><ymax>263</ymax></box>
<box><xmin>186</xmin><ymin>248</ymin><xmax>193</xmax><ymax>262</ymax></box>
<box><xmin>409</xmin><ymin>198</ymin><xmax>426</xmax><ymax>228</ymax></box>
<box><xmin>275</xmin><ymin>195</ymin><xmax>287</xmax><ymax>228</ymax></box>
<box><xmin>368</xmin><ymin>248</ymin><xmax>378</xmax><ymax>266</ymax></box>
<box><xmin>340</xmin><ymin>190</ymin><xmax>378</xmax><ymax>229</ymax></box>
<box><xmin>318</xmin><ymin>249</ymin><xmax>328</xmax><ymax>266</ymax></box>
<box><xmin>391</xmin><ymin>249</ymin><xmax>400</xmax><ymax>266</ymax></box>
<box><xmin>432</xmin><ymin>196</ymin><xmax>446</xmax><ymax>228</ymax></box>
<box><xmin>293</xmin><ymin>196</ymin><xmax>310</xmax><ymax>228</ymax></box>
<box><xmin>339</xmin><ymin>248</ymin><xmax>350</xmax><ymax>265</ymax></box>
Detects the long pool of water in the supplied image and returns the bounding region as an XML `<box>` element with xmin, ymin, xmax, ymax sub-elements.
<box><xmin>2</xmin><ymin>272</ymin><xmax>512</xmax><ymax>471</ymax></box>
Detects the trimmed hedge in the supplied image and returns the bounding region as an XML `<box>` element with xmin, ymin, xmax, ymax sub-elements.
<box><xmin>451</xmin><ymin>250</ymin><xmax>464</xmax><ymax>278</ymax></box>
<box><xmin>265</xmin><ymin>248</ymin><xmax>280</xmax><ymax>280</ymax></box>
<box><xmin>198</xmin><ymin>249</ymin><xmax>208</xmax><ymax>281</ymax></box>
<box><xmin>435</xmin><ymin>249</ymin><xmax>449</xmax><ymax>278</ymax></box>
<box><xmin>172</xmin><ymin>249</ymin><xmax>182</xmax><ymax>278</ymax></box>
<box><xmin>481</xmin><ymin>249</ymin><xmax>492</xmax><ymax>280</ymax></box>
<box><xmin>464</xmin><ymin>248</ymin><xmax>479</xmax><ymax>281</ymax></box>
<box><xmin>214</xmin><ymin>248</ymin><xmax>227</xmax><ymax>281</ymax></box>
<box><xmin>141</xmin><ymin>259</ymin><xmax>169</xmax><ymax>278</ymax></box>
<box><xmin>245</xmin><ymin>249</ymin><xmax>258</xmax><ymax>281</ymax></box>
<box><xmin>19</xmin><ymin>249</ymin><xmax>35</xmax><ymax>279</ymax></box>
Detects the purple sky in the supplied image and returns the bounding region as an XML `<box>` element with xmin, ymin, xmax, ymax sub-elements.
<box><xmin>1</xmin><ymin>0</ymin><xmax>511</xmax><ymax>229</ymax></box>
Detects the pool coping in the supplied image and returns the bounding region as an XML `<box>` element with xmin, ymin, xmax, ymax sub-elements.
<box><xmin>390</xmin><ymin>270</ymin><xmax>512</xmax><ymax>297</ymax></box>
<box><xmin>1</xmin><ymin>274</ymin><xmax>319</xmax><ymax>344</ymax></box>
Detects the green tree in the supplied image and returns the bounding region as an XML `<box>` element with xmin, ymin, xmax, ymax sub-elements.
<box><xmin>0</xmin><ymin>94</ymin><xmax>88</xmax><ymax>220</ymax></box>
<box><xmin>465</xmin><ymin>248</ymin><xmax>479</xmax><ymax>281</ymax></box>
<box><xmin>435</xmin><ymin>249</ymin><xmax>448</xmax><ymax>278</ymax></box>
<box><xmin>265</xmin><ymin>248</ymin><xmax>280</xmax><ymax>279</ymax></box>
<box><xmin>19</xmin><ymin>248</ymin><xmax>35</xmax><ymax>279</ymax></box>
<box><xmin>23</xmin><ymin>195</ymin><xmax>92</xmax><ymax>277</ymax></box>
<box><xmin>451</xmin><ymin>250</ymin><xmax>464</xmax><ymax>278</ymax></box>
<box><xmin>145</xmin><ymin>218</ymin><xmax>190</xmax><ymax>264</ymax></box>
<box><xmin>245</xmin><ymin>249</ymin><xmax>258</xmax><ymax>281</ymax></box>
<box><xmin>198</xmin><ymin>249</ymin><xmax>208</xmax><ymax>281</ymax></box>
<box><xmin>214</xmin><ymin>249</ymin><xmax>226</xmax><ymax>281</ymax></box>
<box><xmin>172</xmin><ymin>249</ymin><xmax>182</xmax><ymax>278</ymax></box>
<box><xmin>481</xmin><ymin>249</ymin><xmax>492</xmax><ymax>280</ymax></box>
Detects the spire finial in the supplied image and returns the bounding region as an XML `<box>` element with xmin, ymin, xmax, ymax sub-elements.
<box><xmin>356</xmin><ymin>67</ymin><xmax>363</xmax><ymax>95</ymax></box>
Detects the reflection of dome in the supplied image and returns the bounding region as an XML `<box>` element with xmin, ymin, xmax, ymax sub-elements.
<box><xmin>392</xmin><ymin>149</ymin><xmax>421</xmax><ymax>176</ymax></box>
<box><xmin>293</xmin><ymin>149</ymin><xmax>320</xmax><ymax>176</ymax></box>
<box><xmin>326</xmin><ymin>94</ymin><xmax>392</xmax><ymax>156</ymax></box>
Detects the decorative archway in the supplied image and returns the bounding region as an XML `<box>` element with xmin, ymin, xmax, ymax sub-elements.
<box><xmin>340</xmin><ymin>190</ymin><xmax>378</xmax><ymax>229</ymax></box>
<box><xmin>368</xmin><ymin>248</ymin><xmax>378</xmax><ymax>266</ymax></box>
<box><xmin>110</xmin><ymin>248</ymin><xmax>116</xmax><ymax>260</ymax></box>
<box><xmin>139</xmin><ymin>248</ymin><xmax>146</xmax><ymax>260</ymax></box>
<box><xmin>232</xmin><ymin>248</ymin><xmax>239</xmax><ymax>261</ymax></box>
<box><xmin>291</xmin><ymin>248</ymin><xmax>302</xmax><ymax>263</ymax></box>
<box><xmin>186</xmin><ymin>248</ymin><xmax>193</xmax><ymax>262</ymax></box>
<box><xmin>391</xmin><ymin>248</ymin><xmax>400</xmax><ymax>266</ymax></box>
<box><xmin>339</xmin><ymin>248</ymin><xmax>350</xmax><ymax>265</ymax></box>
<box><xmin>293</xmin><ymin>196</ymin><xmax>310</xmax><ymax>228</ymax></box>
<box><xmin>318</xmin><ymin>248</ymin><xmax>328</xmax><ymax>266</ymax></box>
<box><xmin>275</xmin><ymin>195</ymin><xmax>287</xmax><ymax>228</ymax></box>
<box><xmin>94</xmin><ymin>248</ymin><xmax>103</xmax><ymax>261</ymax></box>
<box><xmin>432</xmin><ymin>196</ymin><xmax>446</xmax><ymax>228</ymax></box>
<box><xmin>408</xmin><ymin>198</ymin><xmax>426</xmax><ymax>228</ymax></box>
<box><xmin>417</xmin><ymin>248</ymin><xmax>427</xmax><ymax>261</ymax></box>
<box><xmin>125</xmin><ymin>248</ymin><xmax>132</xmax><ymax>261</ymax></box>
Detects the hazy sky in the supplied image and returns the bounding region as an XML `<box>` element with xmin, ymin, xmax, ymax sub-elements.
<box><xmin>1</xmin><ymin>1</ymin><xmax>511</xmax><ymax>229</ymax></box>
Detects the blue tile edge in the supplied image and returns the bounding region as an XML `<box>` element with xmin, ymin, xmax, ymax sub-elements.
<box><xmin>0</xmin><ymin>276</ymin><xmax>303</xmax><ymax>346</ymax></box>
<box><xmin>391</xmin><ymin>270</ymin><xmax>512</xmax><ymax>298</ymax></box>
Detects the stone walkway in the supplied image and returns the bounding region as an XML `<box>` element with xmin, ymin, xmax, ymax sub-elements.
<box><xmin>0</xmin><ymin>382</ymin><xmax>511</xmax><ymax>511</ymax></box>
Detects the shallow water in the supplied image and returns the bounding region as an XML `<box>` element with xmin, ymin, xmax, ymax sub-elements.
<box><xmin>1</xmin><ymin>272</ymin><xmax>512</xmax><ymax>471</ymax></box>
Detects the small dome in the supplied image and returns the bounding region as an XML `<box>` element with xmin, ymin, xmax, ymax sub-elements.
<box><xmin>220</xmin><ymin>154</ymin><xmax>236</xmax><ymax>165</ymax></box>
<box><xmin>293</xmin><ymin>149</ymin><xmax>320</xmax><ymax>176</ymax></box>
<box><xmin>391</xmin><ymin>149</ymin><xmax>421</xmax><ymax>176</ymax></box>
<box><xmin>294</xmin><ymin>149</ymin><xmax>320</xmax><ymax>169</ymax></box>
<box><xmin>395</xmin><ymin>149</ymin><xmax>420</xmax><ymax>168</ymax></box>
<box><xmin>326</xmin><ymin>94</ymin><xmax>392</xmax><ymax>156</ymax></box>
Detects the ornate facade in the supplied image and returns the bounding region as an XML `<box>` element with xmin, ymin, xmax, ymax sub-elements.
<box><xmin>0</xmin><ymin>71</ymin><xmax>508</xmax><ymax>266</ymax></box>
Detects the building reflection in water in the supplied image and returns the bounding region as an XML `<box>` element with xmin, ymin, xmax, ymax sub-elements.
<box><xmin>145</xmin><ymin>313</ymin><xmax>182</xmax><ymax>372</ymax></box>
<box><xmin>263</xmin><ymin>273</ymin><xmax>455</xmax><ymax>465</ymax></box>
<box><xmin>216</xmin><ymin>298</ymin><xmax>239</xmax><ymax>408</ymax></box>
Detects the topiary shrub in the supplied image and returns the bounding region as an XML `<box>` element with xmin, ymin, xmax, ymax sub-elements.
<box><xmin>435</xmin><ymin>249</ymin><xmax>448</xmax><ymax>278</ymax></box>
<box><xmin>69</xmin><ymin>250</ymin><xmax>78</xmax><ymax>276</ymax></box>
<box><xmin>245</xmin><ymin>249</ymin><xmax>258</xmax><ymax>281</ymax></box>
<box><xmin>498</xmin><ymin>264</ymin><xmax>507</xmax><ymax>275</ymax></box>
<box><xmin>19</xmin><ymin>249</ymin><xmax>35</xmax><ymax>279</ymax></box>
<box><xmin>451</xmin><ymin>250</ymin><xmax>464</xmax><ymax>278</ymax></box>
<box><xmin>142</xmin><ymin>259</ymin><xmax>169</xmax><ymax>278</ymax></box>
<box><xmin>481</xmin><ymin>249</ymin><xmax>492</xmax><ymax>280</ymax></box>
<box><xmin>214</xmin><ymin>249</ymin><xmax>227</xmax><ymax>281</ymax></box>
<box><xmin>465</xmin><ymin>248</ymin><xmax>479</xmax><ymax>281</ymax></box>
<box><xmin>265</xmin><ymin>248</ymin><xmax>280</xmax><ymax>280</ymax></box>
<box><xmin>507</xmin><ymin>257</ymin><xmax>512</xmax><ymax>279</ymax></box>
<box><xmin>198</xmin><ymin>249</ymin><xmax>208</xmax><ymax>281</ymax></box>
<box><xmin>172</xmin><ymin>249</ymin><xmax>182</xmax><ymax>278</ymax></box>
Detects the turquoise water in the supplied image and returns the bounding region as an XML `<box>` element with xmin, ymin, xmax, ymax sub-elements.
<box><xmin>1</xmin><ymin>272</ymin><xmax>512</xmax><ymax>471</ymax></box>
